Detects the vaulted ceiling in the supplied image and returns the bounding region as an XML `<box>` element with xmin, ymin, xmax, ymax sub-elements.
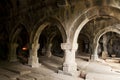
<box><xmin>0</xmin><ymin>0</ymin><xmax>120</xmax><ymax>41</ymax></box>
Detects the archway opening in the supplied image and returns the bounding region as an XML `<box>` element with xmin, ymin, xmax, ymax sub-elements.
<box><xmin>51</xmin><ymin>34</ymin><xmax>63</xmax><ymax>57</ymax></box>
<box><xmin>38</xmin><ymin>25</ymin><xmax>64</xmax><ymax>58</ymax></box>
<box><xmin>15</xmin><ymin>25</ymin><xmax>29</xmax><ymax>64</ymax></box>
<box><xmin>77</xmin><ymin>33</ymin><xmax>90</xmax><ymax>60</ymax></box>
<box><xmin>75</xmin><ymin>16</ymin><xmax>118</xmax><ymax>61</ymax></box>
<box><xmin>98</xmin><ymin>32</ymin><xmax>120</xmax><ymax>59</ymax></box>
<box><xmin>37</xmin><ymin>24</ymin><xmax>64</xmax><ymax>71</ymax></box>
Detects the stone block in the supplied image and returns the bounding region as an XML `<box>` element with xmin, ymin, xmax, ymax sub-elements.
<box><xmin>61</xmin><ymin>43</ymin><xmax>72</xmax><ymax>50</ymax></box>
<box><xmin>4</xmin><ymin>66</ymin><xmax>31</xmax><ymax>75</ymax></box>
<box><xmin>27</xmin><ymin>73</ymin><xmax>44</xmax><ymax>80</ymax></box>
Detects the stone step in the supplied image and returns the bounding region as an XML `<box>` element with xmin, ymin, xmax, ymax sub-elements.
<box><xmin>43</xmin><ymin>76</ymin><xmax>60</xmax><ymax>80</ymax></box>
<box><xmin>31</xmin><ymin>68</ymin><xmax>51</xmax><ymax>76</ymax></box>
<box><xmin>27</xmin><ymin>73</ymin><xmax>44</xmax><ymax>80</ymax></box>
<box><xmin>0</xmin><ymin>68</ymin><xmax>19</xmax><ymax>80</ymax></box>
<box><xmin>3</xmin><ymin>66</ymin><xmax>31</xmax><ymax>75</ymax></box>
<box><xmin>17</xmin><ymin>75</ymin><xmax>35</xmax><ymax>80</ymax></box>
<box><xmin>0</xmin><ymin>75</ymin><xmax>10</xmax><ymax>80</ymax></box>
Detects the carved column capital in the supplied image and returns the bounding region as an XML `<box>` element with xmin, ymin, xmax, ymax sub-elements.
<box><xmin>61</xmin><ymin>43</ymin><xmax>72</xmax><ymax>50</ymax></box>
<box><xmin>72</xmin><ymin>43</ymin><xmax>78</xmax><ymax>50</ymax></box>
<box><xmin>32</xmin><ymin>43</ymin><xmax>40</xmax><ymax>50</ymax></box>
<box><xmin>61</xmin><ymin>43</ymin><xmax>78</xmax><ymax>50</ymax></box>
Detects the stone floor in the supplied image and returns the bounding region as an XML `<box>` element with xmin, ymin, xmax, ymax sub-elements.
<box><xmin>76</xmin><ymin>55</ymin><xmax>120</xmax><ymax>80</ymax></box>
<box><xmin>0</xmin><ymin>56</ymin><xmax>83</xmax><ymax>80</ymax></box>
<box><xmin>0</xmin><ymin>55</ymin><xmax>120</xmax><ymax>80</ymax></box>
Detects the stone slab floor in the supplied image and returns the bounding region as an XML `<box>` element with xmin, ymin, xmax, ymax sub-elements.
<box><xmin>0</xmin><ymin>56</ymin><xmax>120</xmax><ymax>80</ymax></box>
<box><xmin>0</xmin><ymin>56</ymin><xmax>83</xmax><ymax>80</ymax></box>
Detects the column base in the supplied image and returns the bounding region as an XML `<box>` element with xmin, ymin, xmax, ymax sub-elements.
<box><xmin>28</xmin><ymin>56</ymin><xmax>41</xmax><ymax>68</ymax></box>
<box><xmin>90</xmin><ymin>55</ymin><xmax>99</xmax><ymax>61</ymax></box>
<box><xmin>90</xmin><ymin>55</ymin><xmax>106</xmax><ymax>63</ymax></box>
<box><xmin>46</xmin><ymin>51</ymin><xmax>52</xmax><ymax>58</ymax></box>
<box><xmin>58</xmin><ymin>64</ymin><xmax>79</xmax><ymax>76</ymax></box>
<box><xmin>58</xmin><ymin>69</ymin><xmax>80</xmax><ymax>76</ymax></box>
<box><xmin>102</xmin><ymin>51</ymin><xmax>108</xmax><ymax>60</ymax></box>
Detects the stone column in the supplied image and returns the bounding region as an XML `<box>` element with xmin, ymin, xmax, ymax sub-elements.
<box><xmin>46</xmin><ymin>43</ymin><xmax>52</xmax><ymax>58</ymax></box>
<box><xmin>9</xmin><ymin>43</ymin><xmax>18</xmax><ymax>62</ymax></box>
<box><xmin>60</xmin><ymin>43</ymin><xmax>78</xmax><ymax>76</ymax></box>
<box><xmin>102</xmin><ymin>35</ymin><xmax>108</xmax><ymax>59</ymax></box>
<box><xmin>91</xmin><ymin>43</ymin><xmax>99</xmax><ymax>61</ymax></box>
<box><xmin>28</xmin><ymin>43</ymin><xmax>40</xmax><ymax>68</ymax></box>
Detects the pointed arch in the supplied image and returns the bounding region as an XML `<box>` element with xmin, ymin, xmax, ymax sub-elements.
<box><xmin>30</xmin><ymin>17</ymin><xmax>67</xmax><ymax>44</ymax></box>
<box><xmin>10</xmin><ymin>23</ymin><xmax>29</xmax><ymax>43</ymax></box>
<box><xmin>93</xmin><ymin>24</ymin><xmax>120</xmax><ymax>58</ymax></box>
<box><xmin>94</xmin><ymin>24</ymin><xmax>120</xmax><ymax>46</ymax></box>
<box><xmin>70</xmin><ymin>6</ymin><xmax>120</xmax><ymax>49</ymax></box>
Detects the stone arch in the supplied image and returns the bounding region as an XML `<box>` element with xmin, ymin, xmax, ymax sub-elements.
<box><xmin>94</xmin><ymin>25</ymin><xmax>120</xmax><ymax>45</ymax></box>
<box><xmin>30</xmin><ymin>17</ymin><xmax>67</xmax><ymax>44</ymax></box>
<box><xmin>10</xmin><ymin>23</ymin><xmax>29</xmax><ymax>43</ymax></box>
<box><xmin>28</xmin><ymin>17</ymin><xmax>67</xmax><ymax>67</ymax></box>
<box><xmin>70</xmin><ymin>6</ymin><xmax>120</xmax><ymax>49</ymax></box>
<box><xmin>9</xmin><ymin>23</ymin><xmax>29</xmax><ymax>62</ymax></box>
<box><xmin>93</xmin><ymin>24</ymin><xmax>120</xmax><ymax>59</ymax></box>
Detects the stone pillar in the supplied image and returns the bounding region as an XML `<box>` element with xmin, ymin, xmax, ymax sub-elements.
<box><xmin>46</xmin><ymin>43</ymin><xmax>52</xmax><ymax>58</ymax></box>
<box><xmin>102</xmin><ymin>35</ymin><xmax>108</xmax><ymax>59</ymax></box>
<box><xmin>60</xmin><ymin>43</ymin><xmax>78</xmax><ymax>76</ymax></box>
<box><xmin>28</xmin><ymin>43</ymin><xmax>40</xmax><ymax>68</ymax></box>
<box><xmin>9</xmin><ymin>43</ymin><xmax>18</xmax><ymax>62</ymax></box>
<box><xmin>91</xmin><ymin>43</ymin><xmax>99</xmax><ymax>61</ymax></box>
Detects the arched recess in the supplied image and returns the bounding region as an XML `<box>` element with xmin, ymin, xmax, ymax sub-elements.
<box><xmin>28</xmin><ymin>17</ymin><xmax>67</xmax><ymax>67</ymax></box>
<box><xmin>93</xmin><ymin>24</ymin><xmax>120</xmax><ymax>60</ymax></box>
<box><xmin>70</xmin><ymin>6</ymin><xmax>120</xmax><ymax>49</ymax></box>
<box><xmin>9</xmin><ymin>24</ymin><xmax>29</xmax><ymax>63</ymax></box>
